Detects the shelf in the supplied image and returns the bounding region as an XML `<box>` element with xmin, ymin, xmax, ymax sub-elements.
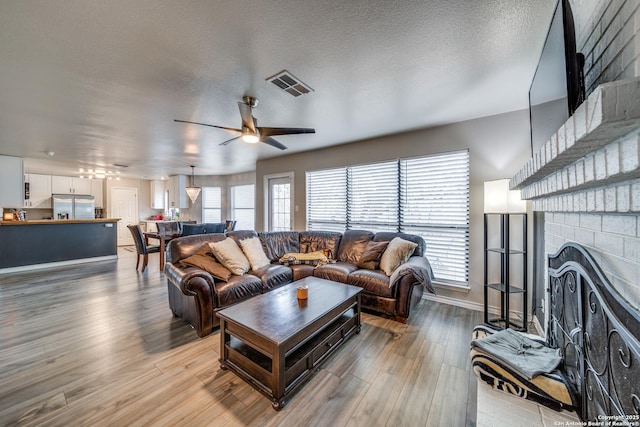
<box><xmin>484</xmin><ymin>213</ymin><xmax>528</xmax><ymax>332</ymax></box>
<box><xmin>486</xmin><ymin>283</ymin><xmax>526</xmax><ymax>293</ymax></box>
<box><xmin>486</xmin><ymin>248</ymin><xmax>526</xmax><ymax>255</ymax></box>
<box><xmin>487</xmin><ymin>318</ymin><xmax>526</xmax><ymax>332</ymax></box>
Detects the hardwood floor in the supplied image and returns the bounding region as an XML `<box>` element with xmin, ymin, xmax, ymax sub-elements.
<box><xmin>0</xmin><ymin>248</ymin><xmax>483</xmax><ymax>426</ymax></box>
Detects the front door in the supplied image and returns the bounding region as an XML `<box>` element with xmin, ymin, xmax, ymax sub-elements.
<box><xmin>111</xmin><ymin>187</ymin><xmax>138</xmax><ymax>246</ymax></box>
<box><xmin>267</xmin><ymin>175</ymin><xmax>292</xmax><ymax>231</ymax></box>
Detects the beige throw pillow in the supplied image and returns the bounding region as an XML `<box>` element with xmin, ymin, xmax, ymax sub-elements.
<box><xmin>209</xmin><ymin>238</ymin><xmax>250</xmax><ymax>275</ymax></box>
<box><xmin>379</xmin><ymin>237</ymin><xmax>418</xmax><ymax>276</ymax></box>
<box><xmin>239</xmin><ymin>237</ymin><xmax>271</xmax><ymax>270</ymax></box>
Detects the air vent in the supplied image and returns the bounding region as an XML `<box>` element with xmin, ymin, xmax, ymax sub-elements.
<box><xmin>266</xmin><ymin>70</ymin><xmax>314</xmax><ymax>97</ymax></box>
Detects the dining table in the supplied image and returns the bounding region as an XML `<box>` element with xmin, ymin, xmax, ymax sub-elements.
<box><xmin>143</xmin><ymin>231</ymin><xmax>182</xmax><ymax>271</ymax></box>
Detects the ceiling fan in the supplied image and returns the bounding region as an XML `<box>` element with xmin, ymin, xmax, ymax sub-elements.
<box><xmin>174</xmin><ymin>96</ymin><xmax>315</xmax><ymax>150</ymax></box>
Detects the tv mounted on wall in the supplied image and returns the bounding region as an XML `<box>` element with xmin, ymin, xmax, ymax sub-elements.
<box><xmin>528</xmin><ymin>0</ymin><xmax>585</xmax><ymax>155</ymax></box>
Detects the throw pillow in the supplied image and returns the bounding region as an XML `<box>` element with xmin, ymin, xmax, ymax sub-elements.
<box><xmin>239</xmin><ymin>237</ymin><xmax>271</xmax><ymax>270</ymax></box>
<box><xmin>209</xmin><ymin>238</ymin><xmax>251</xmax><ymax>275</ymax></box>
<box><xmin>181</xmin><ymin>243</ymin><xmax>233</xmax><ymax>281</ymax></box>
<box><xmin>357</xmin><ymin>240</ymin><xmax>390</xmax><ymax>270</ymax></box>
<box><xmin>380</xmin><ymin>237</ymin><xmax>418</xmax><ymax>276</ymax></box>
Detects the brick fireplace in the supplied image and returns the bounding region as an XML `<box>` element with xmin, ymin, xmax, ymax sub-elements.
<box><xmin>511</xmin><ymin>77</ymin><xmax>640</xmax><ymax>312</ymax></box>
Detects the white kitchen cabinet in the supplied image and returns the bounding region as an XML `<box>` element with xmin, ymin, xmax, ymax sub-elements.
<box><xmin>24</xmin><ymin>173</ymin><xmax>52</xmax><ymax>208</ymax></box>
<box><xmin>91</xmin><ymin>179</ymin><xmax>104</xmax><ymax>208</ymax></box>
<box><xmin>168</xmin><ymin>175</ymin><xmax>188</xmax><ymax>209</ymax></box>
<box><xmin>0</xmin><ymin>155</ymin><xmax>24</xmax><ymax>208</ymax></box>
<box><xmin>150</xmin><ymin>180</ymin><xmax>166</xmax><ymax>209</ymax></box>
<box><xmin>51</xmin><ymin>175</ymin><xmax>92</xmax><ymax>194</ymax></box>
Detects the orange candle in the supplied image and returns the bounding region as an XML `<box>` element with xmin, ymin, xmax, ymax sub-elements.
<box><xmin>296</xmin><ymin>285</ymin><xmax>308</xmax><ymax>300</ymax></box>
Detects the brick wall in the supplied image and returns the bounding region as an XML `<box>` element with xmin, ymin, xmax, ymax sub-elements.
<box><xmin>544</xmin><ymin>0</ymin><xmax>640</xmax><ymax>309</ymax></box>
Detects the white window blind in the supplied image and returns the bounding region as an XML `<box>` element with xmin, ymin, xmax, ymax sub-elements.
<box><xmin>231</xmin><ymin>184</ymin><xmax>255</xmax><ymax>230</ymax></box>
<box><xmin>400</xmin><ymin>151</ymin><xmax>469</xmax><ymax>284</ymax></box>
<box><xmin>306</xmin><ymin>168</ymin><xmax>347</xmax><ymax>232</ymax></box>
<box><xmin>202</xmin><ymin>187</ymin><xmax>221</xmax><ymax>223</ymax></box>
<box><xmin>306</xmin><ymin>150</ymin><xmax>469</xmax><ymax>285</ymax></box>
<box><xmin>349</xmin><ymin>161</ymin><xmax>399</xmax><ymax>232</ymax></box>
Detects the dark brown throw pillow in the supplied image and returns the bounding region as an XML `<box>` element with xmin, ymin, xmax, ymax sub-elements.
<box><xmin>181</xmin><ymin>243</ymin><xmax>233</xmax><ymax>282</ymax></box>
<box><xmin>357</xmin><ymin>241</ymin><xmax>390</xmax><ymax>270</ymax></box>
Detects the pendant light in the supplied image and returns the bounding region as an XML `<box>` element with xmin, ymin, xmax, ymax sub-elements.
<box><xmin>185</xmin><ymin>165</ymin><xmax>201</xmax><ymax>203</ymax></box>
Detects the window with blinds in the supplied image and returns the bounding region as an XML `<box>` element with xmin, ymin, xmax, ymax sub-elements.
<box><xmin>231</xmin><ymin>184</ymin><xmax>255</xmax><ymax>230</ymax></box>
<box><xmin>306</xmin><ymin>168</ymin><xmax>347</xmax><ymax>232</ymax></box>
<box><xmin>201</xmin><ymin>187</ymin><xmax>222</xmax><ymax>223</ymax></box>
<box><xmin>306</xmin><ymin>150</ymin><xmax>469</xmax><ymax>285</ymax></box>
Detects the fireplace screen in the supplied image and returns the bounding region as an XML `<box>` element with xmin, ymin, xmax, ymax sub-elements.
<box><xmin>548</xmin><ymin>243</ymin><xmax>640</xmax><ymax>422</ymax></box>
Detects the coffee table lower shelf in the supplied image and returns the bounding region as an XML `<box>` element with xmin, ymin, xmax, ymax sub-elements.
<box><xmin>219</xmin><ymin>302</ymin><xmax>360</xmax><ymax>410</ymax></box>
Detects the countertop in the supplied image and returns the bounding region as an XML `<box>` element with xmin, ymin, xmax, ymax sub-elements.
<box><xmin>0</xmin><ymin>218</ymin><xmax>120</xmax><ymax>225</ymax></box>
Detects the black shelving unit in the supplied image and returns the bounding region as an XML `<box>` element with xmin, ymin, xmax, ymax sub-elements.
<box><xmin>483</xmin><ymin>213</ymin><xmax>527</xmax><ymax>331</ymax></box>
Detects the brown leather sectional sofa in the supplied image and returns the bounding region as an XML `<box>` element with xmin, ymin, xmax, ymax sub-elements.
<box><xmin>164</xmin><ymin>229</ymin><xmax>434</xmax><ymax>337</ymax></box>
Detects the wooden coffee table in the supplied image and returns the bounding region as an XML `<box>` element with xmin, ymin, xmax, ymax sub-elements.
<box><xmin>217</xmin><ymin>277</ymin><xmax>362</xmax><ymax>410</ymax></box>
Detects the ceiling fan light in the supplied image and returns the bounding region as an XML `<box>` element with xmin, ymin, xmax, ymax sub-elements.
<box><xmin>241</xmin><ymin>127</ymin><xmax>259</xmax><ymax>143</ymax></box>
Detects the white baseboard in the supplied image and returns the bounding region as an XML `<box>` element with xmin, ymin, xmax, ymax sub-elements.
<box><xmin>0</xmin><ymin>255</ymin><xmax>118</xmax><ymax>275</ymax></box>
<box><xmin>422</xmin><ymin>293</ymin><xmax>534</xmax><ymax>328</ymax></box>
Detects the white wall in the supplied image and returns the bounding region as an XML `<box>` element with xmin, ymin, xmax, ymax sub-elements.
<box><xmin>256</xmin><ymin>109</ymin><xmax>532</xmax><ymax>307</ymax></box>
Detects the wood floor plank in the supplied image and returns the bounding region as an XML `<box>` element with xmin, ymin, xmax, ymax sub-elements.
<box><xmin>0</xmin><ymin>248</ymin><xmax>483</xmax><ymax>426</ymax></box>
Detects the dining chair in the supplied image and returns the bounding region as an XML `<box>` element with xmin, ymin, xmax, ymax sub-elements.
<box><xmin>181</xmin><ymin>223</ymin><xmax>206</xmax><ymax>236</ymax></box>
<box><xmin>204</xmin><ymin>222</ymin><xmax>226</xmax><ymax>233</ymax></box>
<box><xmin>178</xmin><ymin>220</ymin><xmax>196</xmax><ymax>233</ymax></box>
<box><xmin>127</xmin><ymin>224</ymin><xmax>160</xmax><ymax>272</ymax></box>
<box><xmin>157</xmin><ymin>222</ymin><xmax>179</xmax><ymax>234</ymax></box>
<box><xmin>225</xmin><ymin>220</ymin><xmax>237</xmax><ymax>232</ymax></box>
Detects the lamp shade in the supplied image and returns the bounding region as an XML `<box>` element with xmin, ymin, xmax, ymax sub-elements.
<box><xmin>484</xmin><ymin>179</ymin><xmax>526</xmax><ymax>213</ymax></box>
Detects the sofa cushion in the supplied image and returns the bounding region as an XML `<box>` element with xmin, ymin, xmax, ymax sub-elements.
<box><xmin>380</xmin><ymin>237</ymin><xmax>418</xmax><ymax>276</ymax></box>
<box><xmin>314</xmin><ymin>262</ymin><xmax>358</xmax><ymax>283</ymax></box>
<box><xmin>259</xmin><ymin>231</ymin><xmax>300</xmax><ymax>262</ymax></box>
<box><xmin>289</xmin><ymin>264</ymin><xmax>316</xmax><ymax>281</ymax></box>
<box><xmin>336</xmin><ymin>230</ymin><xmax>374</xmax><ymax>264</ymax></box>
<box><xmin>299</xmin><ymin>231</ymin><xmax>342</xmax><ymax>258</ymax></box>
<box><xmin>347</xmin><ymin>269</ymin><xmax>393</xmax><ymax>297</ymax></box>
<box><xmin>209</xmin><ymin>237</ymin><xmax>251</xmax><ymax>275</ymax></box>
<box><xmin>239</xmin><ymin>237</ymin><xmax>271</xmax><ymax>270</ymax></box>
<box><xmin>214</xmin><ymin>274</ymin><xmax>263</xmax><ymax>306</ymax></box>
<box><xmin>249</xmin><ymin>264</ymin><xmax>293</xmax><ymax>291</ymax></box>
<box><xmin>357</xmin><ymin>240</ymin><xmax>389</xmax><ymax>270</ymax></box>
<box><xmin>180</xmin><ymin>243</ymin><xmax>233</xmax><ymax>282</ymax></box>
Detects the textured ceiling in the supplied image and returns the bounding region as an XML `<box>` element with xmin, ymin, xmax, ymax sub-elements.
<box><xmin>0</xmin><ymin>0</ymin><xmax>556</xmax><ymax>179</ymax></box>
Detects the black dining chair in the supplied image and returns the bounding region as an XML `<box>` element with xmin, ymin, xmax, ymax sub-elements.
<box><xmin>178</xmin><ymin>220</ymin><xmax>196</xmax><ymax>233</ymax></box>
<box><xmin>181</xmin><ymin>223</ymin><xmax>206</xmax><ymax>236</ymax></box>
<box><xmin>157</xmin><ymin>222</ymin><xmax>179</xmax><ymax>234</ymax></box>
<box><xmin>225</xmin><ymin>220</ymin><xmax>237</xmax><ymax>232</ymax></box>
<box><xmin>204</xmin><ymin>222</ymin><xmax>226</xmax><ymax>233</ymax></box>
<box><xmin>127</xmin><ymin>224</ymin><xmax>160</xmax><ymax>272</ymax></box>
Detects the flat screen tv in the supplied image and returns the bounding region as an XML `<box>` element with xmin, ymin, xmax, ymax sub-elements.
<box><xmin>529</xmin><ymin>0</ymin><xmax>585</xmax><ymax>155</ymax></box>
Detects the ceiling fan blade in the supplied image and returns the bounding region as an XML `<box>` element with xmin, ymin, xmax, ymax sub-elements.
<box><xmin>258</xmin><ymin>127</ymin><xmax>316</xmax><ymax>137</ymax></box>
<box><xmin>219</xmin><ymin>136</ymin><xmax>241</xmax><ymax>146</ymax></box>
<box><xmin>174</xmin><ymin>119</ymin><xmax>241</xmax><ymax>133</ymax></box>
<box><xmin>261</xmin><ymin>136</ymin><xmax>288</xmax><ymax>150</ymax></box>
<box><xmin>237</xmin><ymin>102</ymin><xmax>256</xmax><ymax>133</ymax></box>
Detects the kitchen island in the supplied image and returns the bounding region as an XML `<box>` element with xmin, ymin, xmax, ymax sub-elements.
<box><xmin>0</xmin><ymin>218</ymin><xmax>119</xmax><ymax>273</ymax></box>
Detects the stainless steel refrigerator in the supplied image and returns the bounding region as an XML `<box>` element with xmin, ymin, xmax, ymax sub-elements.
<box><xmin>52</xmin><ymin>194</ymin><xmax>95</xmax><ymax>219</ymax></box>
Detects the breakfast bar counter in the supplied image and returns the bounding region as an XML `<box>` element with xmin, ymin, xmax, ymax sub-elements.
<box><xmin>0</xmin><ymin>218</ymin><xmax>120</xmax><ymax>272</ymax></box>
